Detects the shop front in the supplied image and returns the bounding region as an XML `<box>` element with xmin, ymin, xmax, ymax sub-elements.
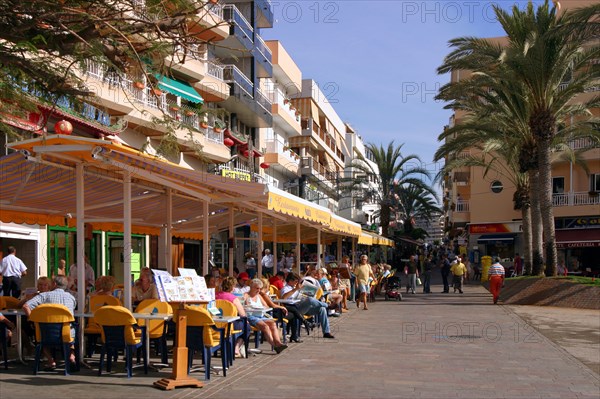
<box><xmin>555</xmin><ymin>216</ymin><xmax>600</xmax><ymax>275</ymax></box>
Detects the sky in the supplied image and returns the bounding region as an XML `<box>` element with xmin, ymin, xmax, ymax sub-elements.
<box><xmin>262</xmin><ymin>0</ymin><xmax>537</xmax><ymax>182</ymax></box>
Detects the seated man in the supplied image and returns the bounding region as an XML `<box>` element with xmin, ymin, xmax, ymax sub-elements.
<box><xmin>280</xmin><ymin>273</ymin><xmax>335</xmax><ymax>339</ymax></box>
<box><xmin>232</xmin><ymin>272</ymin><xmax>250</xmax><ymax>295</ymax></box>
<box><xmin>269</xmin><ymin>271</ymin><xmax>285</xmax><ymax>291</ymax></box>
<box><xmin>22</xmin><ymin>276</ymin><xmax>77</xmax><ymax>369</ymax></box>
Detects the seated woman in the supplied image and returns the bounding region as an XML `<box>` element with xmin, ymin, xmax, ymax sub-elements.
<box><xmin>90</xmin><ymin>275</ymin><xmax>116</xmax><ymax>297</ymax></box>
<box><xmin>330</xmin><ymin>270</ymin><xmax>348</xmax><ymax>312</ymax></box>
<box><xmin>243</xmin><ymin>279</ymin><xmax>287</xmax><ymax>354</ymax></box>
<box><xmin>215</xmin><ymin>276</ymin><xmax>248</xmax><ymax>357</ymax></box>
<box><xmin>258</xmin><ymin>278</ymin><xmax>306</xmax><ymax>343</ymax></box>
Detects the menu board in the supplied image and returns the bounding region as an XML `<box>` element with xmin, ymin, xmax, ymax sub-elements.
<box><xmin>153</xmin><ymin>269</ymin><xmax>211</xmax><ymax>302</ymax></box>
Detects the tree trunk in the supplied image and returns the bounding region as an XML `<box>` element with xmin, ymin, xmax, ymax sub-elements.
<box><xmin>529</xmin><ymin>170</ymin><xmax>544</xmax><ymax>275</ymax></box>
<box><xmin>538</xmin><ymin>140</ymin><xmax>557</xmax><ymax>276</ymax></box>
<box><xmin>521</xmin><ymin>205</ymin><xmax>532</xmax><ymax>275</ymax></box>
<box><xmin>380</xmin><ymin>202</ymin><xmax>390</xmax><ymax>237</ymax></box>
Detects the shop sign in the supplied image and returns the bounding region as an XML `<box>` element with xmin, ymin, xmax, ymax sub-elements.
<box><xmin>221</xmin><ymin>169</ymin><xmax>251</xmax><ymax>182</ymax></box>
<box><xmin>469</xmin><ymin>222</ymin><xmax>522</xmax><ymax>234</ymax></box>
<box><xmin>558</xmin><ymin>216</ymin><xmax>600</xmax><ymax>229</ymax></box>
<box><xmin>557</xmin><ymin>242</ymin><xmax>600</xmax><ymax>249</ymax></box>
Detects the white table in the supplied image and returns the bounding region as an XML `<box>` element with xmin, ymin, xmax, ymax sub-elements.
<box><xmin>243</xmin><ymin>307</ymin><xmax>273</xmax><ymax>317</ymax></box>
<box><xmin>133</xmin><ymin>312</ymin><xmax>172</xmax><ymax>368</ymax></box>
<box><xmin>273</xmin><ymin>299</ymin><xmax>301</xmax><ymax>305</ymax></box>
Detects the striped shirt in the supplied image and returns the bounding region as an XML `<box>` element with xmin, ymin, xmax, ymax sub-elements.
<box><xmin>488</xmin><ymin>263</ymin><xmax>505</xmax><ymax>277</ymax></box>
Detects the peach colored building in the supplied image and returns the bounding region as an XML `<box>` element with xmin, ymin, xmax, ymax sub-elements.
<box><xmin>443</xmin><ymin>0</ymin><xmax>600</xmax><ymax>273</ymax></box>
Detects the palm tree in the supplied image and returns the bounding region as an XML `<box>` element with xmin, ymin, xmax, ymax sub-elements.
<box><xmin>437</xmin><ymin>0</ymin><xmax>600</xmax><ymax>275</ymax></box>
<box><xmin>347</xmin><ymin>142</ymin><xmax>433</xmax><ymax>237</ymax></box>
<box><xmin>393</xmin><ymin>184</ymin><xmax>441</xmax><ymax>239</ymax></box>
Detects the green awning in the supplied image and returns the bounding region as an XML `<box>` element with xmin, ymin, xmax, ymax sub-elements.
<box><xmin>156</xmin><ymin>75</ymin><xmax>204</xmax><ymax>104</ymax></box>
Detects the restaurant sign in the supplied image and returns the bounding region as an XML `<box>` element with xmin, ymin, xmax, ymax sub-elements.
<box><xmin>469</xmin><ymin>222</ymin><xmax>522</xmax><ymax>234</ymax></box>
<box><xmin>556</xmin><ymin>216</ymin><xmax>600</xmax><ymax>230</ymax></box>
<box><xmin>221</xmin><ymin>169</ymin><xmax>251</xmax><ymax>182</ymax></box>
<box><xmin>556</xmin><ymin>242</ymin><xmax>600</xmax><ymax>249</ymax></box>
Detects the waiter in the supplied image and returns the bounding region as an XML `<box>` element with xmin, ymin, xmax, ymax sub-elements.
<box><xmin>0</xmin><ymin>246</ymin><xmax>28</xmax><ymax>298</ymax></box>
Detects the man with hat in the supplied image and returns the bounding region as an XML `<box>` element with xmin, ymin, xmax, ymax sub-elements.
<box><xmin>450</xmin><ymin>257</ymin><xmax>467</xmax><ymax>294</ymax></box>
<box><xmin>488</xmin><ymin>257</ymin><xmax>505</xmax><ymax>304</ymax></box>
<box><xmin>233</xmin><ymin>272</ymin><xmax>251</xmax><ymax>295</ymax></box>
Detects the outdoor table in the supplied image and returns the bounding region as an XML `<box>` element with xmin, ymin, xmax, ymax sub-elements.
<box><xmin>272</xmin><ymin>299</ymin><xmax>301</xmax><ymax>305</ymax></box>
<box><xmin>133</xmin><ymin>312</ymin><xmax>172</xmax><ymax>369</ymax></box>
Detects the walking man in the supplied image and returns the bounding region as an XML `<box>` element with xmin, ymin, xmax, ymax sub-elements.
<box><xmin>450</xmin><ymin>257</ymin><xmax>467</xmax><ymax>294</ymax></box>
<box><xmin>0</xmin><ymin>246</ymin><xmax>28</xmax><ymax>298</ymax></box>
<box><xmin>355</xmin><ymin>255</ymin><xmax>374</xmax><ymax>310</ymax></box>
<box><xmin>488</xmin><ymin>257</ymin><xmax>505</xmax><ymax>304</ymax></box>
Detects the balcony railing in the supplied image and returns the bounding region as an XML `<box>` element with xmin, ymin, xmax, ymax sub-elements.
<box><xmin>269</xmin><ymin>89</ymin><xmax>301</xmax><ymax>123</ymax></box>
<box><xmin>223</xmin><ymin>5</ymin><xmax>253</xmax><ymax>42</ymax></box>
<box><xmin>255</xmin><ymin>88</ymin><xmax>272</xmax><ymax>114</ymax></box>
<box><xmin>455</xmin><ymin>200</ymin><xmax>470</xmax><ymax>212</ymax></box>
<box><xmin>254</xmin><ymin>33</ymin><xmax>272</xmax><ymax>60</ymax></box>
<box><xmin>265</xmin><ymin>139</ymin><xmax>300</xmax><ymax>166</ymax></box>
<box><xmin>207</xmin><ymin>61</ymin><xmax>224</xmax><ymax>80</ymax></box>
<box><xmin>568</xmin><ymin>137</ymin><xmax>598</xmax><ymax>150</ymax></box>
<box><xmin>553</xmin><ymin>192</ymin><xmax>600</xmax><ymax>207</ymax></box>
<box><xmin>223</xmin><ymin>65</ymin><xmax>253</xmax><ymax>97</ymax></box>
<box><xmin>206</xmin><ymin>2</ymin><xmax>224</xmax><ymax>19</ymax></box>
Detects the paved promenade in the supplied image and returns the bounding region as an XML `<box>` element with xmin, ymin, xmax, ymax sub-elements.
<box><xmin>1</xmin><ymin>282</ymin><xmax>598</xmax><ymax>399</ymax></box>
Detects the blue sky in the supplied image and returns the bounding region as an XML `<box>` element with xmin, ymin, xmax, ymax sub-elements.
<box><xmin>263</xmin><ymin>1</ymin><xmax>536</xmax><ymax>182</ymax></box>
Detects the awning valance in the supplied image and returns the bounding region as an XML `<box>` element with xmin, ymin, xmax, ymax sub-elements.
<box><xmin>266</xmin><ymin>187</ymin><xmax>330</xmax><ymax>225</ymax></box>
<box><xmin>477</xmin><ymin>233</ymin><xmax>516</xmax><ymax>244</ymax></box>
<box><xmin>156</xmin><ymin>75</ymin><xmax>204</xmax><ymax>104</ymax></box>
<box><xmin>328</xmin><ymin>213</ymin><xmax>361</xmax><ymax>237</ymax></box>
<box><xmin>358</xmin><ymin>232</ymin><xmax>373</xmax><ymax>245</ymax></box>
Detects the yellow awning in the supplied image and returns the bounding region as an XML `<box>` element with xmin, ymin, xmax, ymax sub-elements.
<box><xmin>358</xmin><ymin>232</ymin><xmax>373</xmax><ymax>245</ymax></box>
<box><xmin>328</xmin><ymin>214</ymin><xmax>361</xmax><ymax>237</ymax></box>
<box><xmin>267</xmin><ymin>187</ymin><xmax>330</xmax><ymax>225</ymax></box>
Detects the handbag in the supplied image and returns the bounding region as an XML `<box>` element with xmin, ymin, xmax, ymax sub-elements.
<box><xmin>416</xmin><ymin>277</ymin><xmax>422</xmax><ymax>286</ymax></box>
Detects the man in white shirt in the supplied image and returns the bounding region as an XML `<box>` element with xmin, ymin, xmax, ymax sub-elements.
<box><xmin>261</xmin><ymin>249</ymin><xmax>274</xmax><ymax>276</ymax></box>
<box><xmin>68</xmin><ymin>256</ymin><xmax>95</xmax><ymax>292</ymax></box>
<box><xmin>0</xmin><ymin>246</ymin><xmax>28</xmax><ymax>298</ymax></box>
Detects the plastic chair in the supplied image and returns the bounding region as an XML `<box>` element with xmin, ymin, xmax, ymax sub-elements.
<box><xmin>85</xmin><ymin>295</ymin><xmax>121</xmax><ymax>357</ymax></box>
<box><xmin>180</xmin><ymin>306</ymin><xmax>227</xmax><ymax>381</ymax></box>
<box><xmin>215</xmin><ymin>299</ymin><xmax>245</xmax><ymax>365</ymax></box>
<box><xmin>269</xmin><ymin>285</ymin><xmax>280</xmax><ymax>299</ymax></box>
<box><xmin>0</xmin><ymin>296</ymin><xmax>20</xmax><ymax>310</ymax></box>
<box><xmin>95</xmin><ymin>305</ymin><xmax>147</xmax><ymax>378</ymax></box>
<box><xmin>29</xmin><ymin>304</ymin><xmax>77</xmax><ymax>375</ymax></box>
<box><xmin>134</xmin><ymin>299</ymin><xmax>172</xmax><ymax>364</ymax></box>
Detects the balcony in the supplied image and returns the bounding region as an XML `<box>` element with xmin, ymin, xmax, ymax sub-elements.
<box><xmin>214</xmin><ymin>157</ymin><xmax>263</xmax><ymax>183</ymax></box>
<box><xmin>255</xmin><ymin>0</ymin><xmax>274</xmax><ymax>28</ymax></box>
<box><xmin>553</xmin><ymin>192</ymin><xmax>600</xmax><ymax>207</ymax></box>
<box><xmin>82</xmin><ymin>61</ymin><xmax>134</xmax><ymax>114</ymax></box>
<box><xmin>300</xmin><ymin>157</ymin><xmax>336</xmax><ymax>192</ymax></box>
<box><xmin>222</xmin><ymin>65</ymin><xmax>272</xmax><ymax>128</ymax></box>
<box><xmin>268</xmin><ymin>89</ymin><xmax>301</xmax><ymax>134</ymax></box>
<box><xmin>452</xmin><ymin>171</ymin><xmax>470</xmax><ymax>185</ymax></box>
<box><xmin>253</xmin><ymin>33</ymin><xmax>273</xmax><ymax>78</ymax></box>
<box><xmin>194</xmin><ymin>61</ymin><xmax>229</xmax><ymax>102</ymax></box>
<box><xmin>300</xmin><ymin>118</ymin><xmax>344</xmax><ymax>164</ymax></box>
<box><xmin>222</xmin><ymin>5</ymin><xmax>254</xmax><ymax>52</ymax></box>
<box><xmin>455</xmin><ymin>200</ymin><xmax>470</xmax><ymax>212</ymax></box>
<box><xmin>165</xmin><ymin>44</ymin><xmax>207</xmax><ymax>82</ymax></box>
<box><xmin>187</xmin><ymin>2</ymin><xmax>229</xmax><ymax>41</ymax></box>
<box><xmin>263</xmin><ymin>139</ymin><xmax>300</xmax><ymax>175</ymax></box>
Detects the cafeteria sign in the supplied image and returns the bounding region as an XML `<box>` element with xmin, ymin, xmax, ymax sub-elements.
<box><xmin>221</xmin><ymin>169</ymin><xmax>251</xmax><ymax>182</ymax></box>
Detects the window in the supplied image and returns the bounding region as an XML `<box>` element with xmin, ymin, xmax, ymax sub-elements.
<box><xmin>590</xmin><ymin>174</ymin><xmax>600</xmax><ymax>192</ymax></box>
<box><xmin>552</xmin><ymin>177</ymin><xmax>565</xmax><ymax>194</ymax></box>
<box><xmin>490</xmin><ymin>180</ymin><xmax>503</xmax><ymax>194</ymax></box>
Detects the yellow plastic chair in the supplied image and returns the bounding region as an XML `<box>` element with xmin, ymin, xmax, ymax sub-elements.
<box><xmin>215</xmin><ymin>299</ymin><xmax>244</xmax><ymax>364</ymax></box>
<box><xmin>135</xmin><ymin>299</ymin><xmax>173</xmax><ymax>364</ymax></box>
<box><xmin>29</xmin><ymin>304</ymin><xmax>76</xmax><ymax>375</ymax></box>
<box><xmin>84</xmin><ymin>294</ymin><xmax>121</xmax><ymax>356</ymax></box>
<box><xmin>179</xmin><ymin>307</ymin><xmax>227</xmax><ymax>381</ymax></box>
<box><xmin>0</xmin><ymin>296</ymin><xmax>20</xmax><ymax>310</ymax></box>
<box><xmin>94</xmin><ymin>305</ymin><xmax>147</xmax><ymax>378</ymax></box>
<box><xmin>269</xmin><ymin>285</ymin><xmax>280</xmax><ymax>299</ymax></box>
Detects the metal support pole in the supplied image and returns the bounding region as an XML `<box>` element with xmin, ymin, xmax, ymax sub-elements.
<box><xmin>124</xmin><ymin>170</ymin><xmax>132</xmax><ymax>310</ymax></box>
<box><xmin>203</xmin><ymin>201</ymin><xmax>209</xmax><ymax>276</ymax></box>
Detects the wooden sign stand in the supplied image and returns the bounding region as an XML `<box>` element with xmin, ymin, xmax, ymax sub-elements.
<box><xmin>154</xmin><ymin>309</ymin><xmax>203</xmax><ymax>390</ymax></box>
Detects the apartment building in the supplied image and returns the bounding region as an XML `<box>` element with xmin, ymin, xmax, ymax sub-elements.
<box><xmin>442</xmin><ymin>1</ymin><xmax>600</xmax><ymax>272</ymax></box>
<box><xmin>339</xmin><ymin>123</ymin><xmax>381</xmax><ymax>229</ymax></box>
<box><xmin>290</xmin><ymin>80</ymin><xmax>349</xmax><ymax>213</ymax></box>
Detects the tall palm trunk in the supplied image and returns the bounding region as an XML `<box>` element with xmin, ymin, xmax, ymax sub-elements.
<box><xmin>529</xmin><ymin>170</ymin><xmax>544</xmax><ymax>275</ymax></box>
<box><xmin>521</xmin><ymin>205</ymin><xmax>532</xmax><ymax>275</ymax></box>
<box><xmin>538</xmin><ymin>139</ymin><xmax>557</xmax><ymax>276</ymax></box>
<box><xmin>380</xmin><ymin>201</ymin><xmax>391</xmax><ymax>237</ymax></box>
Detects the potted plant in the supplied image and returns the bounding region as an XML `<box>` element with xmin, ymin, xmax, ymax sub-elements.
<box><xmin>170</xmin><ymin>104</ymin><xmax>181</xmax><ymax>112</ymax></box>
<box><xmin>133</xmin><ymin>80</ymin><xmax>145</xmax><ymax>90</ymax></box>
<box><xmin>283</xmin><ymin>98</ymin><xmax>290</xmax><ymax>105</ymax></box>
<box><xmin>213</xmin><ymin>118</ymin><xmax>226</xmax><ymax>133</ymax></box>
<box><xmin>282</xmin><ymin>143</ymin><xmax>289</xmax><ymax>151</ymax></box>
<box><xmin>152</xmin><ymin>88</ymin><xmax>163</xmax><ymax>96</ymax></box>
<box><xmin>184</xmin><ymin>109</ymin><xmax>195</xmax><ymax>117</ymax></box>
